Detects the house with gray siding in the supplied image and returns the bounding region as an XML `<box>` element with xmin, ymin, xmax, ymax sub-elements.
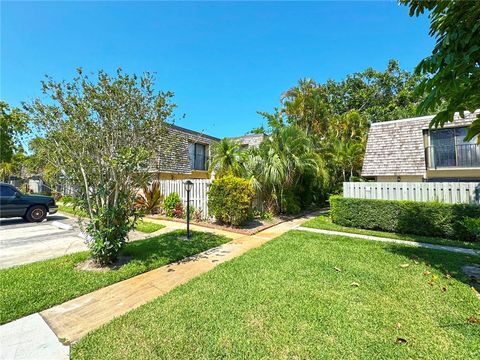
<box><xmin>362</xmin><ymin>111</ymin><xmax>480</xmax><ymax>182</ymax></box>
<box><xmin>148</xmin><ymin>124</ymin><xmax>220</xmax><ymax>180</ymax></box>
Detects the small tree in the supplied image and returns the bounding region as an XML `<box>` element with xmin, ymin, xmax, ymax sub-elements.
<box><xmin>25</xmin><ymin>69</ymin><xmax>175</xmax><ymax>264</ymax></box>
<box><xmin>401</xmin><ymin>0</ymin><xmax>480</xmax><ymax>141</ymax></box>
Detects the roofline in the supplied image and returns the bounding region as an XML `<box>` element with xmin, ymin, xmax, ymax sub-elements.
<box><xmin>229</xmin><ymin>134</ymin><xmax>266</xmax><ymax>140</ymax></box>
<box><xmin>167</xmin><ymin>123</ymin><xmax>220</xmax><ymax>141</ymax></box>
<box><xmin>370</xmin><ymin>110</ymin><xmax>480</xmax><ymax>127</ymax></box>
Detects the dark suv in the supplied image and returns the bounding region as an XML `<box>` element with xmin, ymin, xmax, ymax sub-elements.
<box><xmin>0</xmin><ymin>183</ymin><xmax>58</xmax><ymax>222</ymax></box>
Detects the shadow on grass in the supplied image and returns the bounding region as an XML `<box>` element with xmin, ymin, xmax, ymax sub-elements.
<box><xmin>120</xmin><ymin>230</ymin><xmax>230</xmax><ymax>270</ymax></box>
<box><xmin>385</xmin><ymin>244</ymin><xmax>480</xmax><ymax>288</ymax></box>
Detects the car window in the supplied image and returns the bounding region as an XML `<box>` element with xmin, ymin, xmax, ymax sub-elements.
<box><xmin>0</xmin><ymin>185</ymin><xmax>16</xmax><ymax>197</ymax></box>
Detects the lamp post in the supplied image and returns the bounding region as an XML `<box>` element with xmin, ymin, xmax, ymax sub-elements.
<box><xmin>184</xmin><ymin>180</ymin><xmax>193</xmax><ymax>239</ymax></box>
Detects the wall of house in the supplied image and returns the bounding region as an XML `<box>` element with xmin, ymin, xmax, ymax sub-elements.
<box><xmin>147</xmin><ymin>125</ymin><xmax>218</xmax><ymax>176</ymax></box>
<box><xmin>426</xmin><ymin>169</ymin><xmax>480</xmax><ymax>181</ymax></box>
<box><xmin>155</xmin><ymin>170</ymin><xmax>211</xmax><ymax>180</ymax></box>
<box><xmin>376</xmin><ymin>175</ymin><xmax>424</xmax><ymax>182</ymax></box>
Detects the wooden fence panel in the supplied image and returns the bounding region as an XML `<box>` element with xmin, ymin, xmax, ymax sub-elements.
<box><xmin>343</xmin><ymin>182</ymin><xmax>480</xmax><ymax>204</ymax></box>
<box><xmin>158</xmin><ymin>179</ymin><xmax>211</xmax><ymax>218</ymax></box>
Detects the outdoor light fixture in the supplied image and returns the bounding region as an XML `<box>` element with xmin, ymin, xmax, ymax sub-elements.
<box><xmin>184</xmin><ymin>180</ymin><xmax>193</xmax><ymax>239</ymax></box>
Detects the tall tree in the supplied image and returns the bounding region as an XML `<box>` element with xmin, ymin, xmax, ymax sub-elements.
<box><xmin>401</xmin><ymin>0</ymin><xmax>480</xmax><ymax>141</ymax></box>
<box><xmin>25</xmin><ymin>69</ymin><xmax>175</xmax><ymax>264</ymax></box>
<box><xmin>0</xmin><ymin>101</ymin><xmax>29</xmax><ymax>181</ymax></box>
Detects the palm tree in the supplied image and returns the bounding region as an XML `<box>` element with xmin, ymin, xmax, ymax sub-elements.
<box><xmin>245</xmin><ymin>126</ymin><xmax>328</xmax><ymax>213</ymax></box>
<box><xmin>209</xmin><ymin>138</ymin><xmax>246</xmax><ymax>178</ymax></box>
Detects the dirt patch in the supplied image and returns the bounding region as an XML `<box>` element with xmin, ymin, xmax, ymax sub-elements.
<box><xmin>75</xmin><ymin>256</ymin><xmax>132</xmax><ymax>272</ymax></box>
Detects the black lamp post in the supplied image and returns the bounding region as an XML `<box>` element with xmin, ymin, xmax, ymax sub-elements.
<box><xmin>184</xmin><ymin>180</ymin><xmax>193</xmax><ymax>239</ymax></box>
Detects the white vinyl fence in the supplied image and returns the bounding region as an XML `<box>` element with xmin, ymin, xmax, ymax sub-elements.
<box><xmin>159</xmin><ymin>179</ymin><xmax>211</xmax><ymax>218</ymax></box>
<box><xmin>343</xmin><ymin>182</ymin><xmax>480</xmax><ymax>204</ymax></box>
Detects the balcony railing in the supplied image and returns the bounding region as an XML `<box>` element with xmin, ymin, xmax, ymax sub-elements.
<box><xmin>425</xmin><ymin>144</ymin><xmax>480</xmax><ymax>168</ymax></box>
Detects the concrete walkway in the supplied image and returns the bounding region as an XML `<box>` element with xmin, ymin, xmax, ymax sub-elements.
<box><xmin>296</xmin><ymin>227</ymin><xmax>479</xmax><ymax>256</ymax></box>
<box><xmin>1</xmin><ymin>214</ymin><xmax>315</xmax><ymax>359</ymax></box>
<box><xmin>41</xmin><ymin>217</ymin><xmax>309</xmax><ymax>344</ymax></box>
<box><xmin>0</xmin><ymin>314</ymin><xmax>69</xmax><ymax>360</ymax></box>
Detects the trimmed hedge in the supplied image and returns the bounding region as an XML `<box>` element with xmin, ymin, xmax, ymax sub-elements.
<box><xmin>330</xmin><ymin>195</ymin><xmax>480</xmax><ymax>242</ymax></box>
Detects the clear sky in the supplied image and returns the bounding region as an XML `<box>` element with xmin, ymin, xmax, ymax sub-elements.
<box><xmin>1</xmin><ymin>1</ymin><xmax>433</xmax><ymax>138</ymax></box>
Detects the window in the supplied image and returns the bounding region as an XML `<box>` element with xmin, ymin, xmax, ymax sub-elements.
<box><xmin>188</xmin><ymin>143</ymin><xmax>207</xmax><ymax>170</ymax></box>
<box><xmin>0</xmin><ymin>185</ymin><xmax>16</xmax><ymax>197</ymax></box>
<box><xmin>429</xmin><ymin>127</ymin><xmax>479</xmax><ymax>167</ymax></box>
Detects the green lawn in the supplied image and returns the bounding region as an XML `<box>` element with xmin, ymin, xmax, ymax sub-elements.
<box><xmin>303</xmin><ymin>214</ymin><xmax>480</xmax><ymax>250</ymax></box>
<box><xmin>135</xmin><ymin>220</ymin><xmax>165</xmax><ymax>233</ymax></box>
<box><xmin>72</xmin><ymin>231</ymin><xmax>479</xmax><ymax>359</ymax></box>
<box><xmin>0</xmin><ymin>230</ymin><xmax>229</xmax><ymax>324</ymax></box>
<box><xmin>58</xmin><ymin>204</ymin><xmax>164</xmax><ymax>233</ymax></box>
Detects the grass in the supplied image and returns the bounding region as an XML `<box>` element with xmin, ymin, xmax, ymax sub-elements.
<box><xmin>72</xmin><ymin>231</ymin><xmax>480</xmax><ymax>359</ymax></box>
<box><xmin>303</xmin><ymin>214</ymin><xmax>480</xmax><ymax>250</ymax></box>
<box><xmin>58</xmin><ymin>204</ymin><xmax>165</xmax><ymax>233</ymax></box>
<box><xmin>135</xmin><ymin>220</ymin><xmax>165</xmax><ymax>233</ymax></box>
<box><xmin>0</xmin><ymin>230</ymin><xmax>229</xmax><ymax>324</ymax></box>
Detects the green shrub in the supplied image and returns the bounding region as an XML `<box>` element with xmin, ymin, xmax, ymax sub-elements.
<box><xmin>330</xmin><ymin>195</ymin><xmax>480</xmax><ymax>242</ymax></box>
<box><xmin>463</xmin><ymin>217</ymin><xmax>480</xmax><ymax>241</ymax></box>
<box><xmin>282</xmin><ymin>190</ymin><xmax>302</xmax><ymax>215</ymax></box>
<box><xmin>208</xmin><ymin>175</ymin><xmax>255</xmax><ymax>226</ymax></box>
<box><xmin>163</xmin><ymin>193</ymin><xmax>181</xmax><ymax>218</ymax></box>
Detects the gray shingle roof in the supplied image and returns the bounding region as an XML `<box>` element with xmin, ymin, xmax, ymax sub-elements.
<box><xmin>362</xmin><ymin>111</ymin><xmax>478</xmax><ymax>177</ymax></box>
<box><xmin>229</xmin><ymin>134</ymin><xmax>266</xmax><ymax>148</ymax></box>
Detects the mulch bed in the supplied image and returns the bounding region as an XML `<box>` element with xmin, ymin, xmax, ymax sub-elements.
<box><xmin>147</xmin><ymin>208</ymin><xmax>327</xmax><ymax>236</ymax></box>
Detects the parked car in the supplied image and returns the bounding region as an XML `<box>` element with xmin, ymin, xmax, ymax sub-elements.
<box><xmin>0</xmin><ymin>183</ymin><xmax>58</xmax><ymax>222</ymax></box>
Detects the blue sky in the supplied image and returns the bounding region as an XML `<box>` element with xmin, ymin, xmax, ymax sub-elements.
<box><xmin>1</xmin><ymin>1</ymin><xmax>433</xmax><ymax>138</ymax></box>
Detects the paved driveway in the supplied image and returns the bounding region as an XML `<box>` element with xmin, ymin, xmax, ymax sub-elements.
<box><xmin>0</xmin><ymin>215</ymin><xmax>87</xmax><ymax>269</ymax></box>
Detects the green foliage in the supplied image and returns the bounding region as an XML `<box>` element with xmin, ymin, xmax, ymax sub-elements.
<box><xmin>0</xmin><ymin>230</ymin><xmax>229</xmax><ymax>324</ymax></box>
<box><xmin>25</xmin><ymin>68</ymin><xmax>175</xmax><ymax>264</ymax></box>
<box><xmin>330</xmin><ymin>196</ymin><xmax>480</xmax><ymax>242</ymax></box>
<box><xmin>135</xmin><ymin>220</ymin><xmax>165</xmax><ymax>234</ymax></box>
<box><xmin>209</xmin><ymin>138</ymin><xmax>246</xmax><ymax>177</ymax></box>
<box><xmin>72</xmin><ymin>232</ymin><xmax>479</xmax><ymax>360</ymax></box>
<box><xmin>0</xmin><ymin>102</ymin><xmax>29</xmax><ymax>181</ymax></box>
<box><xmin>86</xmin><ymin>196</ymin><xmax>138</xmax><ymax>265</ymax></box>
<box><xmin>135</xmin><ymin>181</ymin><xmax>164</xmax><ymax>215</ymax></box>
<box><xmin>401</xmin><ymin>0</ymin><xmax>480</xmax><ymax>141</ymax></box>
<box><xmin>245</xmin><ymin>125</ymin><xmax>328</xmax><ymax>213</ymax></box>
<box><xmin>463</xmin><ymin>217</ymin><xmax>480</xmax><ymax>242</ymax></box>
<box><xmin>281</xmin><ymin>190</ymin><xmax>301</xmax><ymax>215</ymax></box>
<box><xmin>208</xmin><ymin>175</ymin><xmax>255</xmax><ymax>226</ymax></box>
<box><xmin>303</xmin><ymin>214</ymin><xmax>480</xmax><ymax>250</ymax></box>
<box><xmin>258</xmin><ymin>61</ymin><xmax>425</xmax><ymax>190</ymax></box>
<box><xmin>163</xmin><ymin>192</ymin><xmax>181</xmax><ymax>218</ymax></box>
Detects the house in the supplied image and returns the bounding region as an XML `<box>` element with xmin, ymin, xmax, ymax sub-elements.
<box><xmin>148</xmin><ymin>124</ymin><xmax>220</xmax><ymax>180</ymax></box>
<box><xmin>362</xmin><ymin>111</ymin><xmax>480</xmax><ymax>182</ymax></box>
<box><xmin>230</xmin><ymin>134</ymin><xmax>266</xmax><ymax>148</ymax></box>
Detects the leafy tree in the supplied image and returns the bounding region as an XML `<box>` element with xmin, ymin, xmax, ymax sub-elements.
<box><xmin>25</xmin><ymin>69</ymin><xmax>175</xmax><ymax>264</ymax></box>
<box><xmin>0</xmin><ymin>101</ymin><xmax>29</xmax><ymax>181</ymax></box>
<box><xmin>258</xmin><ymin>61</ymin><xmax>424</xmax><ymax>189</ymax></box>
<box><xmin>401</xmin><ymin>0</ymin><xmax>480</xmax><ymax>141</ymax></box>
<box><xmin>245</xmin><ymin>125</ymin><xmax>328</xmax><ymax>213</ymax></box>
<box><xmin>209</xmin><ymin>138</ymin><xmax>246</xmax><ymax>177</ymax></box>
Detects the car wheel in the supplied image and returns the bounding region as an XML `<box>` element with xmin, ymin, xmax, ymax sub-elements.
<box><xmin>26</xmin><ymin>205</ymin><xmax>47</xmax><ymax>222</ymax></box>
